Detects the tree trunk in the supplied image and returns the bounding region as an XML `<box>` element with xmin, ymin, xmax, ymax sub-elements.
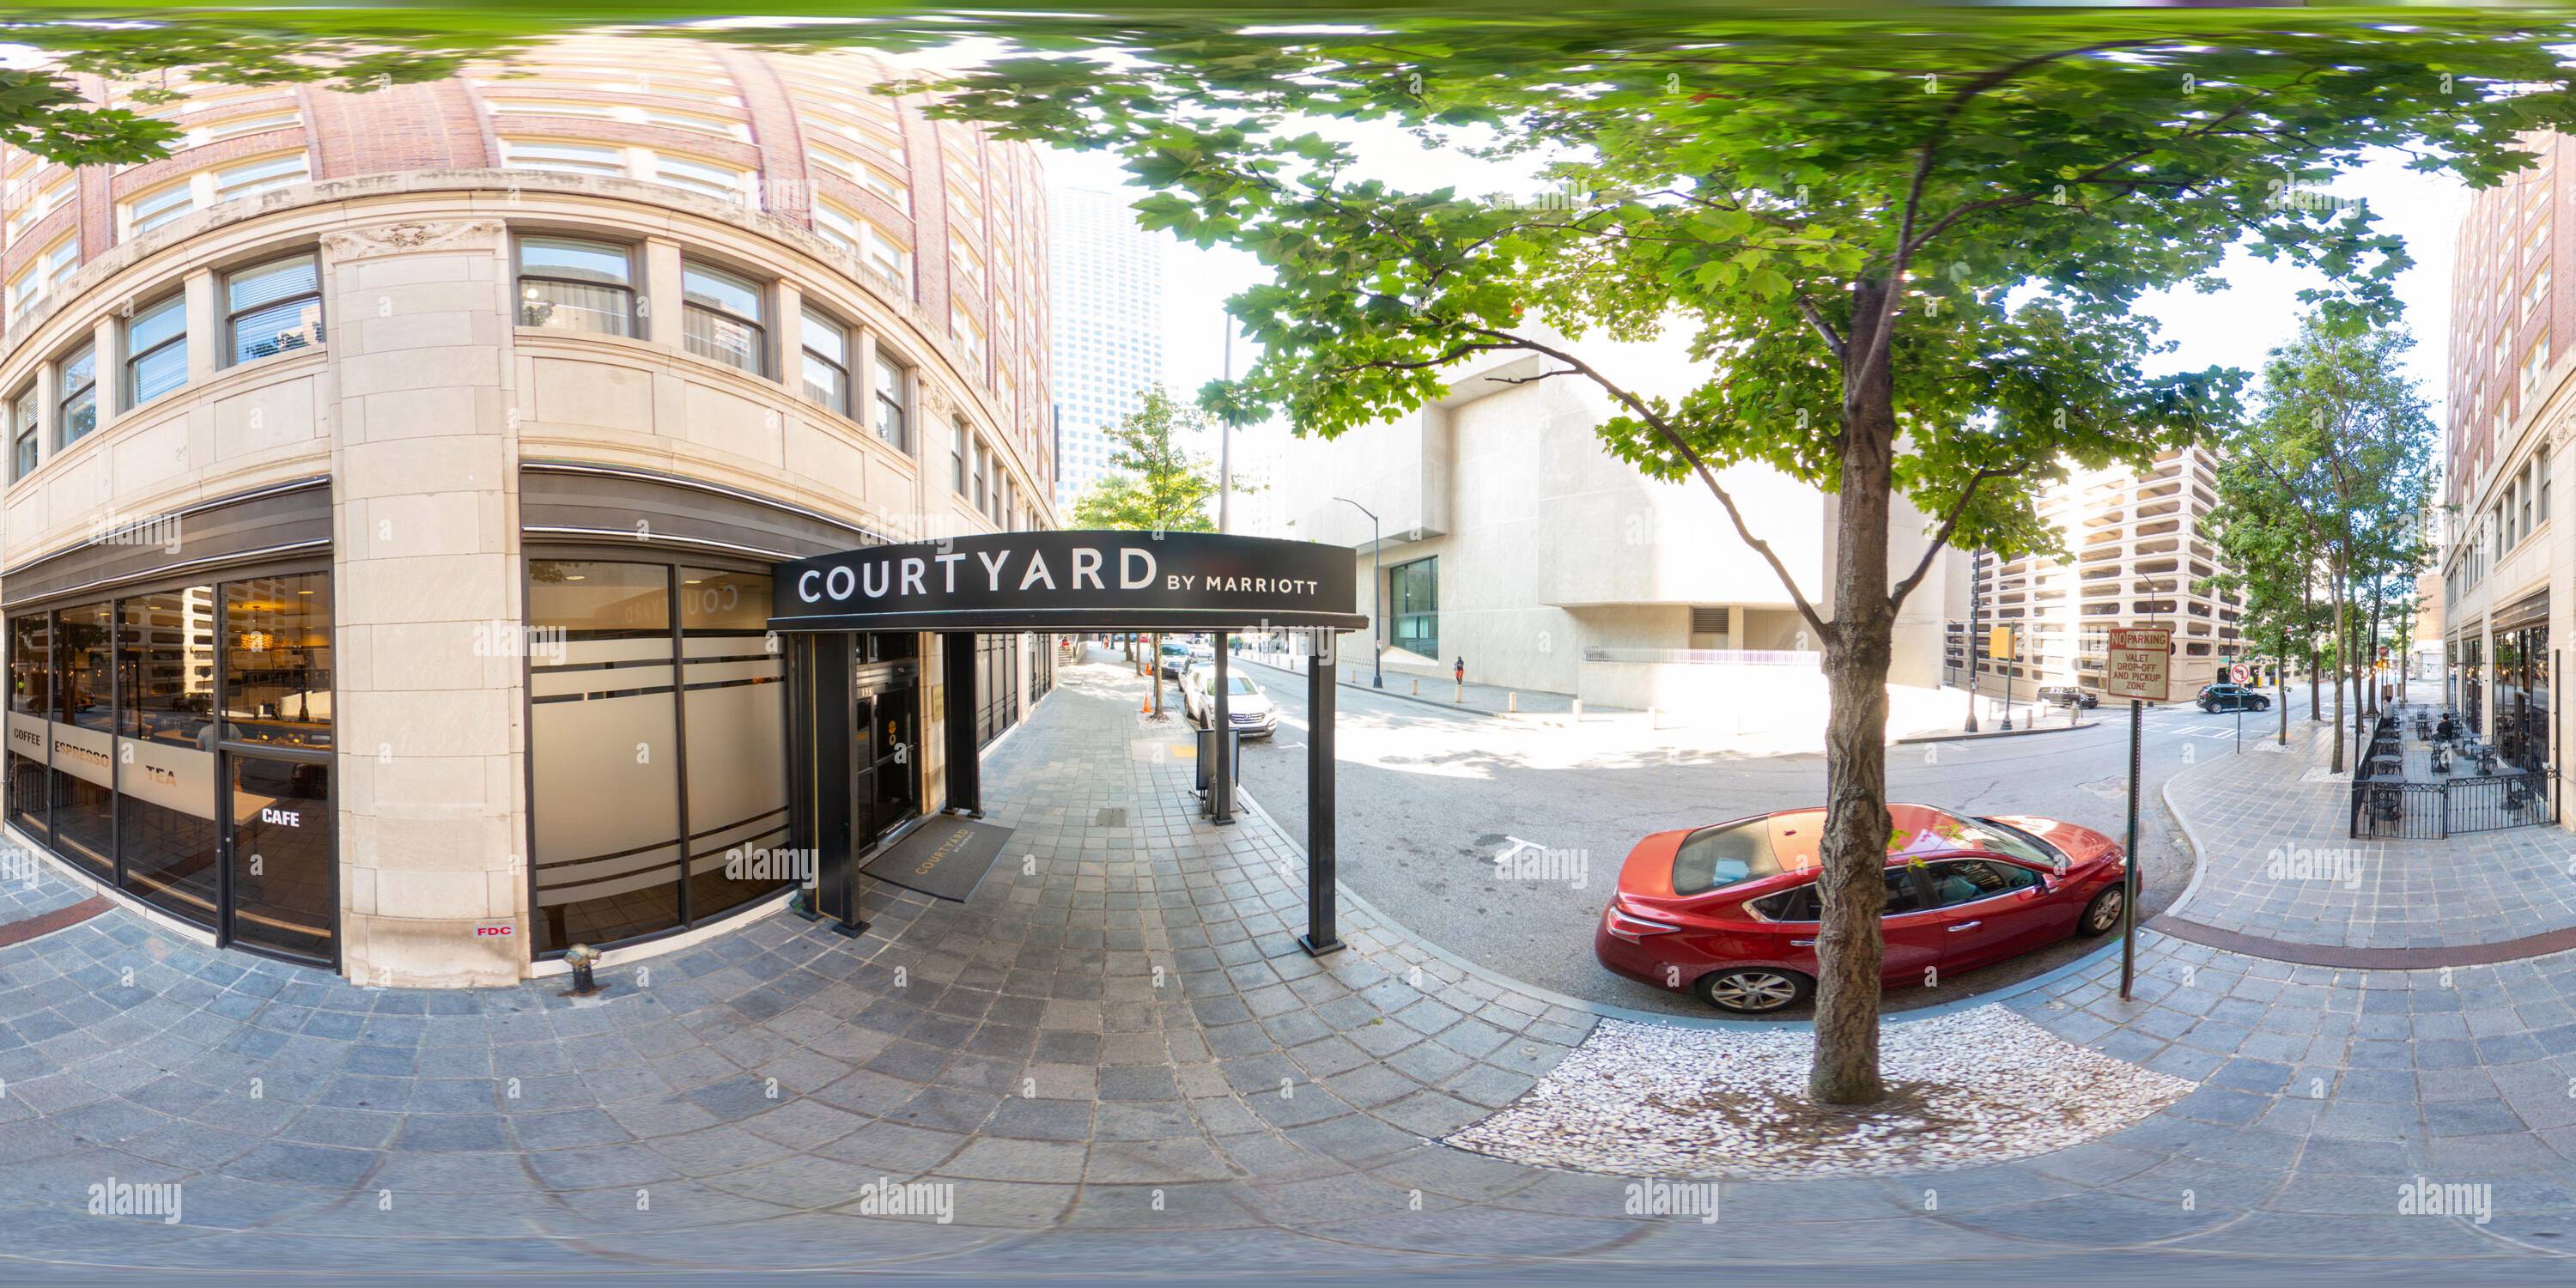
<box><xmin>2301</xmin><ymin>556</ymin><xmax>2319</xmax><ymax>722</ymax></box>
<box><xmin>2277</xmin><ymin>628</ymin><xmax>2289</xmax><ymax>744</ymax></box>
<box><xmin>1809</xmin><ymin>281</ymin><xmax>1898</xmax><ymax>1108</ymax></box>
<box><xmin>1150</xmin><ymin>631</ymin><xmax>1164</xmax><ymax>715</ymax></box>
<box><xmin>2330</xmin><ymin>566</ymin><xmax>2348</xmax><ymax>774</ymax></box>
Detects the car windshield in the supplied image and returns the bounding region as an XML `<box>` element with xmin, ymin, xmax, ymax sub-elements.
<box><xmin>1227</xmin><ymin>677</ymin><xmax>1260</xmax><ymax>696</ymax></box>
<box><xmin>1671</xmin><ymin>819</ymin><xmax>1782</xmax><ymax>895</ymax></box>
<box><xmin>1959</xmin><ymin>814</ymin><xmax>2062</xmax><ymax>868</ymax></box>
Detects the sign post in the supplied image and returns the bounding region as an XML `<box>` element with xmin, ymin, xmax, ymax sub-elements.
<box><xmin>2103</xmin><ymin>626</ymin><xmax>2171</xmax><ymax>1001</ymax></box>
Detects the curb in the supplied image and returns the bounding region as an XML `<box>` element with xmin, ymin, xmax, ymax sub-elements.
<box><xmin>1892</xmin><ymin>719</ymin><xmax>2100</xmax><ymax>746</ymax></box>
<box><xmin>1232</xmin><ymin>653</ymin><xmax>1552</xmax><ymax>723</ymax></box>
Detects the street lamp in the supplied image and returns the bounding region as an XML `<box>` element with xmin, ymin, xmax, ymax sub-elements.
<box><xmin>1333</xmin><ymin>495</ymin><xmax>1385</xmax><ymax>688</ymax></box>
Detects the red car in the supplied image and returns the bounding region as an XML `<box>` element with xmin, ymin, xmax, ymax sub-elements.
<box><xmin>1595</xmin><ymin>804</ymin><xmax>2131</xmax><ymax>1014</ymax></box>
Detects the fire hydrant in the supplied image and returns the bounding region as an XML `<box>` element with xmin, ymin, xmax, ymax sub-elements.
<box><xmin>562</xmin><ymin>942</ymin><xmax>606</xmax><ymax>998</ymax></box>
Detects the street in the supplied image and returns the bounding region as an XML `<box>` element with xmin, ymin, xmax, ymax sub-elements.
<box><xmin>1224</xmin><ymin>652</ymin><xmax>2340</xmax><ymax>1017</ymax></box>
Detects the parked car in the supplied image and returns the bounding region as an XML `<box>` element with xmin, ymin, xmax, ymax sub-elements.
<box><xmin>1158</xmin><ymin>641</ymin><xmax>1192</xmax><ymax>677</ymax></box>
<box><xmin>2036</xmin><ymin>685</ymin><xmax>2098</xmax><ymax>709</ymax></box>
<box><xmin>1182</xmin><ymin>667</ymin><xmax>1279</xmax><ymax>738</ymax></box>
<box><xmin>1594</xmin><ymin>804</ymin><xmax>2131</xmax><ymax>1014</ymax></box>
<box><xmin>2196</xmin><ymin>683</ymin><xmax>2270</xmax><ymax>713</ymax></box>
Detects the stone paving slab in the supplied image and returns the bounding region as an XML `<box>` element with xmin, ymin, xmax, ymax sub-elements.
<box><xmin>0</xmin><ymin>660</ymin><xmax>2565</xmax><ymax>1279</ymax></box>
<box><xmin>2160</xmin><ymin>720</ymin><xmax>2576</xmax><ymax>953</ymax></box>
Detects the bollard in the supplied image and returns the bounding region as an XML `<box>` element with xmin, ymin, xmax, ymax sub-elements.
<box><xmin>1648</xmin><ymin>705</ymin><xmax>1658</xmax><ymax>730</ymax></box>
<box><xmin>1571</xmin><ymin>698</ymin><xmax>1583</xmax><ymax>725</ymax></box>
<box><xmin>1412</xmin><ymin>677</ymin><xmax>1419</xmax><ymax>696</ymax></box>
<box><xmin>1508</xmin><ymin>692</ymin><xmax>1518</xmax><ymax>714</ymax></box>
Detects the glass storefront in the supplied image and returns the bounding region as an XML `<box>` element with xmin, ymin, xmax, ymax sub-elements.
<box><xmin>4</xmin><ymin>570</ymin><xmax>333</xmax><ymax>965</ymax></box>
<box><xmin>975</xmin><ymin>632</ymin><xmax>1019</xmax><ymax>749</ymax></box>
<box><xmin>2462</xmin><ymin>636</ymin><xmax>2485</xmax><ymax>736</ymax></box>
<box><xmin>2494</xmin><ymin>621</ymin><xmax>2551</xmax><ymax>771</ymax></box>
<box><xmin>526</xmin><ymin>557</ymin><xmax>793</xmax><ymax>956</ymax></box>
<box><xmin>1390</xmin><ymin>556</ymin><xmax>1438</xmax><ymax>658</ymax></box>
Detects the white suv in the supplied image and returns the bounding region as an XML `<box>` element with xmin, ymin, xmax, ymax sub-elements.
<box><xmin>1182</xmin><ymin>666</ymin><xmax>1279</xmax><ymax>738</ymax></box>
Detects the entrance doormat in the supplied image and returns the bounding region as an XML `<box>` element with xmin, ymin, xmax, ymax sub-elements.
<box><xmin>860</xmin><ymin>817</ymin><xmax>1014</xmax><ymax>902</ymax></box>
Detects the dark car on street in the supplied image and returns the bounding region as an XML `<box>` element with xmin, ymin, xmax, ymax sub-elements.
<box><xmin>2036</xmin><ymin>685</ymin><xmax>2098</xmax><ymax>709</ymax></box>
<box><xmin>2196</xmin><ymin>683</ymin><xmax>2270</xmax><ymax>713</ymax></box>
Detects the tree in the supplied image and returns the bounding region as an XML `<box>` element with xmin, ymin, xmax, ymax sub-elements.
<box><xmin>921</xmin><ymin>14</ymin><xmax>2576</xmax><ymax>1104</ymax></box>
<box><xmin>2202</xmin><ymin>464</ymin><xmax>2320</xmax><ymax>746</ymax></box>
<box><xmin>1070</xmin><ymin>384</ymin><xmax>1248</xmax><ymax>714</ymax></box>
<box><xmin>2218</xmin><ymin>319</ymin><xmax>2439</xmax><ymax>770</ymax></box>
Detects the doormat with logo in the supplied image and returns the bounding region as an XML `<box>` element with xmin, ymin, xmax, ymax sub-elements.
<box><xmin>860</xmin><ymin>817</ymin><xmax>1015</xmax><ymax>902</ymax></box>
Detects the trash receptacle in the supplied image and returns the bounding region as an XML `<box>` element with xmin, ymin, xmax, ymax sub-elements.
<box><xmin>1195</xmin><ymin>724</ymin><xmax>1242</xmax><ymax>809</ymax></box>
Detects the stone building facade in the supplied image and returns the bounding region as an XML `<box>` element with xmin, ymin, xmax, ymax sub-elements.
<box><xmin>0</xmin><ymin>37</ymin><xmax>1060</xmax><ymax>986</ymax></box>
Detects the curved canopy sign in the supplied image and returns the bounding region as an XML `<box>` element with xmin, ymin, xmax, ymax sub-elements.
<box><xmin>768</xmin><ymin>530</ymin><xmax>1367</xmax><ymax>634</ymax></box>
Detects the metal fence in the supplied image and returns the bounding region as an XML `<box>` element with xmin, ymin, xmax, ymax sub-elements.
<box><xmin>2348</xmin><ymin>704</ymin><xmax>2555</xmax><ymax>839</ymax></box>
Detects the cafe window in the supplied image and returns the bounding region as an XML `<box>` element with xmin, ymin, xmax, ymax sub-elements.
<box><xmin>517</xmin><ymin>236</ymin><xmax>635</xmax><ymax>337</ymax></box>
<box><xmin>526</xmin><ymin>558</ymin><xmax>789</xmax><ymax>955</ymax></box>
<box><xmin>222</xmin><ymin>574</ymin><xmax>333</xmax><ymax>748</ymax></box>
<box><xmin>681</xmin><ymin>260</ymin><xmax>767</xmax><ymax>375</ymax></box>
<box><xmin>1390</xmin><ymin>556</ymin><xmax>1439</xmax><ymax>659</ymax></box>
<box><xmin>125</xmin><ymin>293</ymin><xmax>189</xmax><ymax>409</ymax></box>
<box><xmin>800</xmin><ymin>307</ymin><xmax>852</xmax><ymax>416</ymax></box>
<box><xmin>56</xmin><ymin>341</ymin><xmax>96</xmax><ymax>449</ymax></box>
<box><xmin>4</xmin><ymin>574</ymin><xmax>331</xmax><ymax>959</ymax></box>
<box><xmin>227</xmin><ymin>252</ymin><xmax>324</xmax><ymax>364</ymax></box>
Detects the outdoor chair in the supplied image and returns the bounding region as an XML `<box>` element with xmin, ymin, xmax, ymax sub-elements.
<box><xmin>2429</xmin><ymin>745</ymin><xmax>2451</xmax><ymax>775</ymax></box>
<box><xmin>2364</xmin><ymin>785</ymin><xmax>2404</xmax><ymax>827</ymax></box>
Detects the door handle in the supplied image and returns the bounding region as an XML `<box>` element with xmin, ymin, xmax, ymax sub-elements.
<box><xmin>1947</xmin><ymin>921</ymin><xmax>1982</xmax><ymax>933</ymax></box>
<box><xmin>1789</xmin><ymin>939</ymin><xmax>1816</xmax><ymax>947</ymax></box>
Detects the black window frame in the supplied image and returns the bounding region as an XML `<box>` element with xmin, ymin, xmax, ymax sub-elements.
<box><xmin>1389</xmin><ymin>555</ymin><xmax>1438</xmax><ymax>659</ymax></box>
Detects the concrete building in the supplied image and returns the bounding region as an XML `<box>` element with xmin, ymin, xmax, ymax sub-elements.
<box><xmin>1946</xmin><ymin>448</ymin><xmax>2247</xmax><ymax>702</ymax></box>
<box><xmin>0</xmin><ymin>36</ymin><xmax>1060</xmax><ymax>986</ymax></box>
<box><xmin>2436</xmin><ymin>131</ymin><xmax>2566</xmax><ymax>790</ymax></box>
<box><xmin>1046</xmin><ymin>183</ymin><xmax>1161</xmax><ymax>510</ymax></box>
<box><xmin>1275</xmin><ymin>339</ymin><xmax>1968</xmax><ymax>730</ymax></box>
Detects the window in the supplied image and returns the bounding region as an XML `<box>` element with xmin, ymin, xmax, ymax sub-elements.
<box><xmin>951</xmin><ymin>304</ymin><xmax>985</xmax><ymax>374</ymax></box>
<box><xmin>650</xmin><ymin>153</ymin><xmax>751</xmax><ymax>204</ymax></box>
<box><xmin>812</xmin><ymin>202</ymin><xmax>911</xmax><ymax>290</ymax></box>
<box><xmin>1917</xmin><ymin>858</ymin><xmax>2044</xmax><ymax>909</ymax></box>
<box><xmin>971</xmin><ymin>435</ymin><xmax>989</xmax><ymax>514</ymax></box>
<box><xmin>2524</xmin><ymin>331</ymin><xmax>2553</xmax><ymax>394</ymax></box>
<box><xmin>2543</xmin><ymin>447</ymin><xmax>2554</xmax><ymax>523</ymax></box>
<box><xmin>1389</xmin><ymin>556</ymin><xmax>1438</xmax><ymax>659</ymax></box>
<box><xmin>526</xmin><ymin>560</ymin><xmax>791</xmax><ymax>955</ymax></box>
<box><xmin>211</xmin><ymin>152</ymin><xmax>309</xmax><ymax>203</ymax></box>
<box><xmin>951</xmin><ymin>416</ymin><xmax>968</xmax><ymax>494</ymax></box>
<box><xmin>8</xmin><ymin>237</ymin><xmax>77</xmax><ymax>318</ymax></box>
<box><xmin>799</xmin><ymin>307</ymin><xmax>851</xmax><ymax>416</ymax></box>
<box><xmin>2527</xmin><ymin>264</ymin><xmax>2552</xmax><ymax>319</ymax></box>
<box><xmin>125</xmin><ymin>180</ymin><xmax>197</xmax><ymax>235</ymax></box>
<box><xmin>199</xmin><ymin>108</ymin><xmax>299</xmax><ymax>143</ymax></box>
<box><xmin>680</xmin><ymin>261</ymin><xmax>766</xmax><ymax>375</ymax></box>
<box><xmin>501</xmin><ymin>138</ymin><xmax>627</xmax><ymax>178</ymax></box>
<box><xmin>873</xmin><ymin>352</ymin><xmax>908</xmax><ymax>453</ymax></box>
<box><xmin>9</xmin><ymin>385</ymin><xmax>35</xmax><ymax>481</ymax></box>
<box><xmin>806</xmin><ymin>144</ymin><xmax>907</xmax><ymax>206</ymax></box>
<box><xmin>56</xmin><ymin>342</ymin><xmax>96</xmax><ymax>448</ymax></box>
<box><xmin>124</xmin><ymin>294</ymin><xmax>188</xmax><ymax>409</ymax></box>
<box><xmin>6</xmin><ymin>173</ymin><xmax>72</xmax><ymax>242</ymax></box>
<box><xmin>516</xmin><ymin>236</ymin><xmax>635</xmax><ymax>337</ymax></box>
<box><xmin>226</xmin><ymin>252</ymin><xmax>323</xmax><ymax>363</ymax></box>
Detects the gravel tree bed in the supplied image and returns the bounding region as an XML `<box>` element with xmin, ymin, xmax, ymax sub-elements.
<box><xmin>1445</xmin><ymin>1004</ymin><xmax>2194</xmax><ymax>1179</ymax></box>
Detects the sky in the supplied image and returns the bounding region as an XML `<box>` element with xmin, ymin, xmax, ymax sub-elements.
<box><xmin>1045</xmin><ymin>136</ymin><xmax>2470</xmax><ymax>495</ymax></box>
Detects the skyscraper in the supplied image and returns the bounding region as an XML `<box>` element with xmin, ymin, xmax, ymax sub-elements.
<box><xmin>1048</xmin><ymin>183</ymin><xmax>1164</xmax><ymax>510</ymax></box>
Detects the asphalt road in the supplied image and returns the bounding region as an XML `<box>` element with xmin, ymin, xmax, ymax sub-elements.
<box><xmin>1218</xmin><ymin>654</ymin><xmax>2342</xmax><ymax>1019</ymax></box>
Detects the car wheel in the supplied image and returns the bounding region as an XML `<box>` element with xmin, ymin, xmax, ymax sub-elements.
<box><xmin>2078</xmin><ymin>886</ymin><xmax>2124</xmax><ymax>937</ymax></box>
<box><xmin>1692</xmin><ymin>968</ymin><xmax>1813</xmax><ymax>1014</ymax></box>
